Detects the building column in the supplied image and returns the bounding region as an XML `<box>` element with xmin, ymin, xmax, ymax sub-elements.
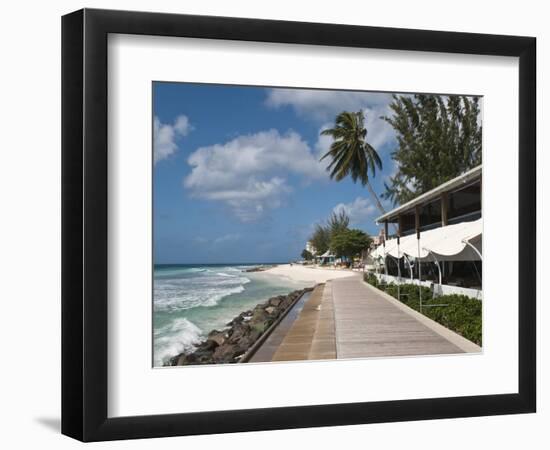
<box><xmin>397</xmin><ymin>215</ymin><xmax>403</xmax><ymax>237</ymax></box>
<box><xmin>441</xmin><ymin>192</ymin><xmax>448</xmax><ymax>226</ymax></box>
<box><xmin>415</xmin><ymin>205</ymin><xmax>420</xmax><ymax>237</ymax></box>
<box><xmin>415</xmin><ymin>205</ymin><xmax>421</xmax><ymax>282</ymax></box>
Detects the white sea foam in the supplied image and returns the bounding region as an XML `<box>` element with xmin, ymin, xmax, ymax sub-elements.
<box><xmin>154</xmin><ymin>318</ymin><xmax>203</xmax><ymax>366</ymax></box>
<box><xmin>154</xmin><ymin>284</ymin><xmax>247</xmax><ymax>311</ymax></box>
<box><xmin>153</xmin><ymin>265</ymin><xmax>293</xmax><ymax>366</ymax></box>
<box><xmin>154</xmin><ymin>269</ymin><xmax>250</xmax><ymax>311</ymax></box>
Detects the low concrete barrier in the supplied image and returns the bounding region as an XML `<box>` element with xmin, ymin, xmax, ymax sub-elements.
<box><xmin>374</xmin><ymin>273</ymin><xmax>482</xmax><ymax>300</ymax></box>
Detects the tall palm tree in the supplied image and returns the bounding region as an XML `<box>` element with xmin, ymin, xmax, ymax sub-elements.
<box><xmin>320</xmin><ymin>111</ymin><xmax>386</xmax><ymax>215</ymax></box>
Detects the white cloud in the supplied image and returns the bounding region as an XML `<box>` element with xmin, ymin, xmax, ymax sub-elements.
<box><xmin>333</xmin><ymin>197</ymin><xmax>376</xmax><ymax>225</ymax></box>
<box><xmin>154</xmin><ymin>115</ymin><xmax>192</xmax><ymax>164</ymax></box>
<box><xmin>266</xmin><ymin>88</ymin><xmax>389</xmax><ymax>118</ymax></box>
<box><xmin>173</xmin><ymin>115</ymin><xmax>192</xmax><ymax>135</ymax></box>
<box><xmin>184</xmin><ymin>129</ymin><xmax>325</xmax><ymax>222</ymax></box>
<box><xmin>314</xmin><ymin>123</ymin><xmax>333</xmax><ymax>156</ymax></box>
<box><xmin>382</xmin><ymin>158</ymin><xmax>399</xmax><ymax>187</ymax></box>
<box><xmin>193</xmin><ymin>233</ymin><xmax>242</xmax><ymax>246</ymax></box>
<box><xmin>266</xmin><ymin>88</ymin><xmax>396</xmax><ymax>151</ymax></box>
<box><xmin>213</xmin><ymin>233</ymin><xmax>241</xmax><ymax>244</ymax></box>
<box><xmin>313</xmin><ymin>123</ymin><xmax>335</xmax><ymax>176</ymax></box>
<box><xmin>212</xmin><ymin>177</ymin><xmax>291</xmax><ymax>223</ymax></box>
<box><xmin>361</xmin><ymin>105</ymin><xmax>396</xmax><ymax>150</ymax></box>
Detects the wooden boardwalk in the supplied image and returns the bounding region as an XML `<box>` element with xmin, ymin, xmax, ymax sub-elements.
<box><xmin>247</xmin><ymin>274</ymin><xmax>478</xmax><ymax>363</ymax></box>
<box><xmin>309</xmin><ymin>281</ymin><xmax>337</xmax><ymax>360</ymax></box>
<box><xmin>270</xmin><ymin>283</ymin><xmax>337</xmax><ymax>361</ymax></box>
<box><xmin>331</xmin><ymin>275</ymin><xmax>463</xmax><ymax>358</ymax></box>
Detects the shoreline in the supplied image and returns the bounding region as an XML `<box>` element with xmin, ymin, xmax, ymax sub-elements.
<box><xmin>158</xmin><ymin>263</ymin><xmax>356</xmax><ymax>367</ymax></box>
<box><xmin>167</xmin><ymin>287</ymin><xmax>313</xmax><ymax>366</ymax></box>
<box><xmin>259</xmin><ymin>263</ymin><xmax>356</xmax><ymax>284</ymax></box>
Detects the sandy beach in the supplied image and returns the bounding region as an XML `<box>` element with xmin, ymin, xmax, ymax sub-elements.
<box><xmin>262</xmin><ymin>264</ymin><xmax>357</xmax><ymax>284</ymax></box>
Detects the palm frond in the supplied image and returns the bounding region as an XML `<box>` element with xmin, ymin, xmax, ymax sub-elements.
<box><xmin>320</xmin><ymin>110</ymin><xmax>383</xmax><ymax>187</ymax></box>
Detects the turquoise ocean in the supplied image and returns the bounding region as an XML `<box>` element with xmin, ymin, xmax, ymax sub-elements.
<box><xmin>153</xmin><ymin>264</ymin><xmax>311</xmax><ymax>366</ymax></box>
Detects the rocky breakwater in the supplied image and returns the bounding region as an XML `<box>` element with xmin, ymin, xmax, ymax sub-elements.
<box><xmin>168</xmin><ymin>288</ymin><xmax>312</xmax><ymax>366</ymax></box>
<box><xmin>243</xmin><ymin>265</ymin><xmax>274</xmax><ymax>273</ymax></box>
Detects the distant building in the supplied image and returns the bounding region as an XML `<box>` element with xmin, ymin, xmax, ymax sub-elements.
<box><xmin>318</xmin><ymin>250</ymin><xmax>335</xmax><ymax>265</ymax></box>
<box><xmin>371</xmin><ymin>229</ymin><xmax>386</xmax><ymax>247</ymax></box>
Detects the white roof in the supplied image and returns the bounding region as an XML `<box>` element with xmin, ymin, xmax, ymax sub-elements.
<box><xmin>320</xmin><ymin>250</ymin><xmax>335</xmax><ymax>258</ymax></box>
<box><xmin>370</xmin><ymin>219</ymin><xmax>482</xmax><ymax>261</ymax></box>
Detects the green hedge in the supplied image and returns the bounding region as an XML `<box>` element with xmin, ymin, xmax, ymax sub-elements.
<box><xmin>363</xmin><ymin>273</ymin><xmax>482</xmax><ymax>346</ymax></box>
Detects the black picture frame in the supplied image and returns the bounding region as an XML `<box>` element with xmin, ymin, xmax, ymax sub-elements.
<box><xmin>61</xmin><ymin>8</ymin><xmax>536</xmax><ymax>442</ymax></box>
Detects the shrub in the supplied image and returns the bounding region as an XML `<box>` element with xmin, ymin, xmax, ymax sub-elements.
<box><xmin>364</xmin><ymin>272</ymin><xmax>378</xmax><ymax>287</ymax></box>
<box><xmin>420</xmin><ymin>295</ymin><xmax>482</xmax><ymax>345</ymax></box>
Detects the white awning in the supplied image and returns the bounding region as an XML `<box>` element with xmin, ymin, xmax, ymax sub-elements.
<box><xmin>319</xmin><ymin>250</ymin><xmax>335</xmax><ymax>258</ymax></box>
<box><xmin>370</xmin><ymin>219</ymin><xmax>482</xmax><ymax>261</ymax></box>
<box><xmin>420</xmin><ymin>219</ymin><xmax>482</xmax><ymax>261</ymax></box>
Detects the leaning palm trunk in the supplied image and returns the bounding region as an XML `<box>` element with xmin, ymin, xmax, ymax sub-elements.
<box><xmin>365</xmin><ymin>181</ymin><xmax>386</xmax><ymax>216</ymax></box>
<box><xmin>365</xmin><ymin>181</ymin><xmax>398</xmax><ymax>235</ymax></box>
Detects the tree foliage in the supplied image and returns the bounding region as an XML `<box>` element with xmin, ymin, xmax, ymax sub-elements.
<box><xmin>330</xmin><ymin>229</ymin><xmax>372</xmax><ymax>260</ymax></box>
<box><xmin>320</xmin><ymin>111</ymin><xmax>383</xmax><ymax>185</ymax></box>
<box><xmin>309</xmin><ymin>223</ymin><xmax>331</xmax><ymax>255</ymax></box>
<box><xmin>382</xmin><ymin>94</ymin><xmax>482</xmax><ymax>205</ymax></box>
<box><xmin>327</xmin><ymin>210</ymin><xmax>350</xmax><ymax>237</ymax></box>
<box><xmin>301</xmin><ymin>249</ymin><xmax>314</xmax><ymax>261</ymax></box>
<box><xmin>308</xmin><ymin>210</ymin><xmax>351</xmax><ymax>256</ymax></box>
<box><xmin>320</xmin><ymin>111</ymin><xmax>386</xmax><ymax>214</ymax></box>
<box><xmin>308</xmin><ymin>210</ymin><xmax>371</xmax><ymax>261</ymax></box>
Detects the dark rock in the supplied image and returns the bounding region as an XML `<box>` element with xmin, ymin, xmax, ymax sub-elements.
<box><xmin>207</xmin><ymin>330</ymin><xmax>226</xmax><ymax>347</ymax></box>
<box><xmin>230</xmin><ymin>322</ymin><xmax>250</xmax><ymax>341</ymax></box>
<box><xmin>170</xmin><ymin>287</ymin><xmax>313</xmax><ymax>366</ymax></box>
<box><xmin>248</xmin><ymin>328</ymin><xmax>262</xmax><ymax>342</ymax></box>
<box><xmin>249</xmin><ymin>321</ymin><xmax>269</xmax><ymax>338</ymax></box>
<box><xmin>251</xmin><ymin>309</ymin><xmax>268</xmax><ymax>324</ymax></box>
<box><xmin>212</xmin><ymin>344</ymin><xmax>240</xmax><ymax>362</ymax></box>
<box><xmin>202</xmin><ymin>339</ymin><xmax>219</xmax><ymax>351</ymax></box>
<box><xmin>243</xmin><ymin>265</ymin><xmax>274</xmax><ymax>273</ymax></box>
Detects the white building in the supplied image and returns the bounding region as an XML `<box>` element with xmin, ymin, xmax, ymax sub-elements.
<box><xmin>370</xmin><ymin>165</ymin><xmax>482</xmax><ymax>299</ymax></box>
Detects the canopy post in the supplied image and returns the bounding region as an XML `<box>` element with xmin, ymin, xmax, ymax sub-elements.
<box><xmin>403</xmin><ymin>254</ymin><xmax>414</xmax><ymax>280</ymax></box>
<box><xmin>383</xmin><ymin>239</ymin><xmax>388</xmax><ymax>276</ymax></box>
<box><xmin>417</xmin><ymin>235</ymin><xmax>422</xmax><ymax>314</ymax></box>
<box><xmin>397</xmin><ymin>236</ymin><xmax>401</xmax><ymax>301</ymax></box>
<box><xmin>462</xmin><ymin>239</ymin><xmax>483</xmax><ymax>260</ymax></box>
<box><xmin>427</xmin><ymin>250</ymin><xmax>442</xmax><ymax>299</ymax></box>
<box><xmin>415</xmin><ymin>206</ymin><xmax>422</xmax><ymax>314</ymax></box>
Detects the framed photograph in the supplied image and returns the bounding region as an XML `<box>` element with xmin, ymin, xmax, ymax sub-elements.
<box><xmin>62</xmin><ymin>8</ymin><xmax>536</xmax><ymax>442</ymax></box>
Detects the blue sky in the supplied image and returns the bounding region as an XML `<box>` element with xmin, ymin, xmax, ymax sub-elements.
<box><xmin>153</xmin><ymin>83</ymin><xmax>399</xmax><ymax>264</ymax></box>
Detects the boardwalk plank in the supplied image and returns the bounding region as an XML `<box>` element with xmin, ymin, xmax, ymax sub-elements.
<box><xmin>332</xmin><ymin>275</ymin><xmax>463</xmax><ymax>358</ymax></box>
